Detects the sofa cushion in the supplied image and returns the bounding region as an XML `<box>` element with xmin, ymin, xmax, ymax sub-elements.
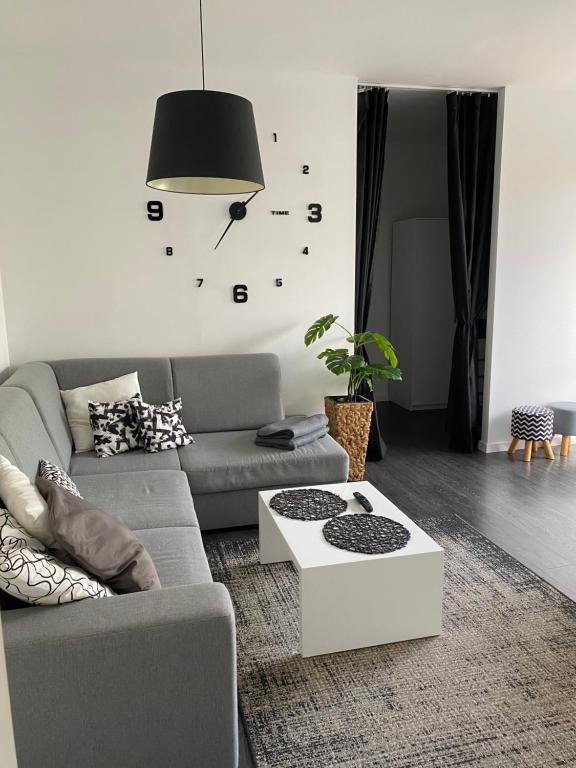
<box><xmin>74</xmin><ymin>470</ymin><xmax>197</xmax><ymax>531</ymax></box>
<box><xmin>38</xmin><ymin>459</ymin><xmax>82</xmax><ymax>498</ymax></box>
<box><xmin>178</xmin><ymin>429</ymin><xmax>349</xmax><ymax>494</ymax></box>
<box><xmin>88</xmin><ymin>394</ymin><xmax>142</xmax><ymax>457</ymax></box>
<box><xmin>0</xmin><ymin>509</ymin><xmax>113</xmax><ymax>605</ymax></box>
<box><xmin>133</xmin><ymin>526</ymin><xmax>212</xmax><ymax>588</ymax></box>
<box><xmin>134</xmin><ymin>397</ymin><xmax>193</xmax><ymax>453</ymax></box>
<box><xmin>61</xmin><ymin>372</ymin><xmax>141</xmax><ymax>453</ymax></box>
<box><xmin>48</xmin><ymin>357</ymin><xmax>173</xmax><ymax>406</ymax></box>
<box><xmin>37</xmin><ymin>477</ymin><xmax>161</xmax><ymax>595</ymax></box>
<box><xmin>0</xmin><ymin>456</ymin><xmax>55</xmax><ymax>547</ymax></box>
<box><xmin>0</xmin><ymin>388</ymin><xmax>62</xmax><ymax>479</ymax></box>
<box><xmin>70</xmin><ymin>447</ymin><xmax>180</xmax><ymax>476</ymax></box>
<box><xmin>3</xmin><ymin>362</ymin><xmax>73</xmax><ymax>469</ymax></box>
<box><xmin>171</xmin><ymin>354</ymin><xmax>283</xmax><ymax>433</ymax></box>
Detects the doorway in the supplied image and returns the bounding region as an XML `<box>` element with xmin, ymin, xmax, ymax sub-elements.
<box><xmin>368</xmin><ymin>88</ymin><xmax>453</xmax><ymax>449</ymax></box>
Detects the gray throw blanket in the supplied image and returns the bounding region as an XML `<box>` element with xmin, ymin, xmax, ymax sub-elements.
<box><xmin>255</xmin><ymin>414</ymin><xmax>328</xmax><ymax>451</ymax></box>
<box><xmin>257</xmin><ymin>414</ymin><xmax>328</xmax><ymax>439</ymax></box>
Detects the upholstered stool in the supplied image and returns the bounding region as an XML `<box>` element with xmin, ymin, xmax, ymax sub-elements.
<box><xmin>508</xmin><ymin>405</ymin><xmax>554</xmax><ymax>462</ymax></box>
<box><xmin>548</xmin><ymin>402</ymin><xmax>576</xmax><ymax>457</ymax></box>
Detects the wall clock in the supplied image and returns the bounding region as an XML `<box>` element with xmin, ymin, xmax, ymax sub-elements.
<box><xmin>145</xmin><ymin>134</ymin><xmax>323</xmax><ymax>303</ymax></box>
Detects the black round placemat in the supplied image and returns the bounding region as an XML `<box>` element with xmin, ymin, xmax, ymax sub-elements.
<box><xmin>323</xmin><ymin>514</ymin><xmax>411</xmax><ymax>554</ymax></box>
<box><xmin>269</xmin><ymin>488</ymin><xmax>347</xmax><ymax>520</ymax></box>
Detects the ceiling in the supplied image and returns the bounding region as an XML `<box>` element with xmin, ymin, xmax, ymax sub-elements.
<box><xmin>2</xmin><ymin>0</ymin><xmax>576</xmax><ymax>88</ymax></box>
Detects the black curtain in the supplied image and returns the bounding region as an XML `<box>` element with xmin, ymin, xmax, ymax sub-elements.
<box><xmin>356</xmin><ymin>88</ymin><xmax>389</xmax><ymax>460</ymax></box>
<box><xmin>446</xmin><ymin>92</ymin><xmax>498</xmax><ymax>451</ymax></box>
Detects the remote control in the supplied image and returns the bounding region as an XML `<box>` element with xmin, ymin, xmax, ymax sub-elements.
<box><xmin>353</xmin><ymin>491</ymin><xmax>373</xmax><ymax>513</ymax></box>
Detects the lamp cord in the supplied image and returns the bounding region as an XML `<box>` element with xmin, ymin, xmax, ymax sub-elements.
<box><xmin>199</xmin><ymin>0</ymin><xmax>205</xmax><ymax>90</ymax></box>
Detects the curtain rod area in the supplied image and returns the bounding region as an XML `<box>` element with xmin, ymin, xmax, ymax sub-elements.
<box><xmin>358</xmin><ymin>82</ymin><xmax>498</xmax><ymax>94</ymax></box>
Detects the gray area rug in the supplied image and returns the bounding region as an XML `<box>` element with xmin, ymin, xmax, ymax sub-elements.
<box><xmin>205</xmin><ymin>515</ymin><xmax>576</xmax><ymax>767</ymax></box>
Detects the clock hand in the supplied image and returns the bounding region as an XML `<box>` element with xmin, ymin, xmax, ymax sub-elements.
<box><xmin>214</xmin><ymin>190</ymin><xmax>261</xmax><ymax>250</ymax></box>
<box><xmin>244</xmin><ymin>190</ymin><xmax>259</xmax><ymax>206</ymax></box>
<box><xmin>214</xmin><ymin>217</ymin><xmax>235</xmax><ymax>250</ymax></box>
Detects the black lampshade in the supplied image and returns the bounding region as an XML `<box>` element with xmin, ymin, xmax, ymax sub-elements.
<box><xmin>146</xmin><ymin>90</ymin><xmax>265</xmax><ymax>195</ymax></box>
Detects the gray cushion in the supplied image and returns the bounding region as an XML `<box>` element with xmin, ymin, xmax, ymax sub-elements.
<box><xmin>548</xmin><ymin>402</ymin><xmax>576</xmax><ymax>435</ymax></box>
<box><xmin>3</xmin><ymin>362</ymin><xmax>73</xmax><ymax>469</ymax></box>
<box><xmin>178</xmin><ymin>429</ymin><xmax>349</xmax><ymax>494</ymax></box>
<box><xmin>0</xmin><ymin>387</ymin><xmax>61</xmax><ymax>479</ymax></box>
<box><xmin>74</xmin><ymin>470</ymin><xmax>198</xmax><ymax>531</ymax></box>
<box><xmin>37</xmin><ymin>477</ymin><xmax>161</xmax><ymax>594</ymax></box>
<box><xmin>134</xmin><ymin>526</ymin><xmax>212</xmax><ymax>588</ymax></box>
<box><xmin>48</xmin><ymin>358</ymin><xmax>174</xmax><ymax>405</ymax></box>
<box><xmin>70</xmin><ymin>447</ymin><xmax>180</xmax><ymax>476</ymax></box>
<box><xmin>171</xmin><ymin>354</ymin><xmax>284</xmax><ymax>433</ymax></box>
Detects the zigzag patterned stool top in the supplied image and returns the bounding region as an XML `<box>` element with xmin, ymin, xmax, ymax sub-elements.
<box><xmin>508</xmin><ymin>405</ymin><xmax>555</xmax><ymax>463</ymax></box>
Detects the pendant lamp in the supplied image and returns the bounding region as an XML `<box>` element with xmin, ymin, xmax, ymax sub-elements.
<box><xmin>146</xmin><ymin>0</ymin><xmax>265</xmax><ymax>195</ymax></box>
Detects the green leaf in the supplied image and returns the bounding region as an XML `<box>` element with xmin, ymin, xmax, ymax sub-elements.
<box><xmin>304</xmin><ymin>314</ymin><xmax>339</xmax><ymax>347</ymax></box>
<box><xmin>348</xmin><ymin>331</ymin><xmax>398</xmax><ymax>367</ymax></box>
<box><xmin>366</xmin><ymin>363</ymin><xmax>403</xmax><ymax>381</ymax></box>
<box><xmin>317</xmin><ymin>347</ymin><xmax>353</xmax><ymax>376</ymax></box>
<box><xmin>348</xmin><ymin>354</ymin><xmax>367</xmax><ymax>369</ymax></box>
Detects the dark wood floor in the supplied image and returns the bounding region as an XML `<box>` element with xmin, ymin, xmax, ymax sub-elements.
<box><xmin>366</xmin><ymin>402</ymin><xmax>576</xmax><ymax>602</ymax></box>
<box><xmin>205</xmin><ymin>402</ymin><xmax>576</xmax><ymax>767</ymax></box>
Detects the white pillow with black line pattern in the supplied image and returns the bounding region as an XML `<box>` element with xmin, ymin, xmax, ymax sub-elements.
<box><xmin>0</xmin><ymin>509</ymin><xmax>113</xmax><ymax>605</ymax></box>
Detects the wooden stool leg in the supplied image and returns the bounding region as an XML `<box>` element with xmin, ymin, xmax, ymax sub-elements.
<box><xmin>507</xmin><ymin>437</ymin><xmax>519</xmax><ymax>455</ymax></box>
<box><xmin>523</xmin><ymin>440</ymin><xmax>533</xmax><ymax>462</ymax></box>
<box><xmin>543</xmin><ymin>440</ymin><xmax>555</xmax><ymax>460</ymax></box>
<box><xmin>533</xmin><ymin>441</ymin><xmax>539</xmax><ymax>453</ymax></box>
<box><xmin>561</xmin><ymin>435</ymin><xmax>571</xmax><ymax>457</ymax></box>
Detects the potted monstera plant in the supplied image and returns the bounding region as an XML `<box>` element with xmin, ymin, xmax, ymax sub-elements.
<box><xmin>305</xmin><ymin>314</ymin><xmax>402</xmax><ymax>480</ymax></box>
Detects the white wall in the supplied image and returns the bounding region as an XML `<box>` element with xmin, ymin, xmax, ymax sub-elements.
<box><xmin>0</xmin><ymin>61</ymin><xmax>356</xmax><ymax>414</ymax></box>
<box><xmin>482</xmin><ymin>87</ymin><xmax>576</xmax><ymax>450</ymax></box>
<box><xmin>0</xmin><ymin>617</ymin><xmax>17</xmax><ymax>768</ymax></box>
<box><xmin>0</xmin><ymin>276</ymin><xmax>10</xmax><ymax>381</ymax></box>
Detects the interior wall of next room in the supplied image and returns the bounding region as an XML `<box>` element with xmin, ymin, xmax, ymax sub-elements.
<box><xmin>368</xmin><ymin>89</ymin><xmax>449</xmax><ymax>402</ymax></box>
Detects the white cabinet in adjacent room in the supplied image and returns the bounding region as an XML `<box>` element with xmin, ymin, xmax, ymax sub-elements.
<box><xmin>389</xmin><ymin>218</ymin><xmax>454</xmax><ymax>411</ymax></box>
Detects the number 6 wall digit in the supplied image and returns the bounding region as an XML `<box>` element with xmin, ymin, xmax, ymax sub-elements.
<box><xmin>233</xmin><ymin>284</ymin><xmax>248</xmax><ymax>303</ymax></box>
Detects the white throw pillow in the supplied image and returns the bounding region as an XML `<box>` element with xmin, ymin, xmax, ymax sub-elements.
<box><xmin>0</xmin><ymin>455</ymin><xmax>55</xmax><ymax>546</ymax></box>
<box><xmin>0</xmin><ymin>509</ymin><xmax>113</xmax><ymax>605</ymax></box>
<box><xmin>60</xmin><ymin>372</ymin><xmax>140</xmax><ymax>453</ymax></box>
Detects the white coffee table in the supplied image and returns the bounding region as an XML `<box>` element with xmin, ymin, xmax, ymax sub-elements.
<box><xmin>259</xmin><ymin>481</ymin><xmax>444</xmax><ymax>657</ymax></box>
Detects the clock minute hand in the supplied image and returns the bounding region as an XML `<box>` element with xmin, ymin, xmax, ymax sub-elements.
<box><xmin>214</xmin><ymin>217</ymin><xmax>235</xmax><ymax>250</ymax></box>
<box><xmin>244</xmin><ymin>190</ymin><xmax>260</xmax><ymax>206</ymax></box>
<box><xmin>214</xmin><ymin>191</ymin><xmax>260</xmax><ymax>250</ymax></box>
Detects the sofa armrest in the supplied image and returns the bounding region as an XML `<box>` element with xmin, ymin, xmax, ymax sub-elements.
<box><xmin>3</xmin><ymin>583</ymin><xmax>238</xmax><ymax>768</ymax></box>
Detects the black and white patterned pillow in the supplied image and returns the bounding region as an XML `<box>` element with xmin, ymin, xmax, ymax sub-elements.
<box><xmin>37</xmin><ymin>459</ymin><xmax>82</xmax><ymax>498</ymax></box>
<box><xmin>0</xmin><ymin>509</ymin><xmax>113</xmax><ymax>605</ymax></box>
<box><xmin>133</xmin><ymin>397</ymin><xmax>194</xmax><ymax>453</ymax></box>
<box><xmin>88</xmin><ymin>394</ymin><xmax>142</xmax><ymax>458</ymax></box>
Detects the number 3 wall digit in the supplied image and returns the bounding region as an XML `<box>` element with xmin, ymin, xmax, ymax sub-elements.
<box><xmin>307</xmin><ymin>203</ymin><xmax>322</xmax><ymax>223</ymax></box>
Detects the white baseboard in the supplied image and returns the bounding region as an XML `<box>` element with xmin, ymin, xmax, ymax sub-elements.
<box><xmin>479</xmin><ymin>435</ymin><xmax>573</xmax><ymax>453</ymax></box>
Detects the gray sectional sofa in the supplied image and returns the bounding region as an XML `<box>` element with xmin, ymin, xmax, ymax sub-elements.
<box><xmin>0</xmin><ymin>353</ymin><xmax>349</xmax><ymax>768</ymax></box>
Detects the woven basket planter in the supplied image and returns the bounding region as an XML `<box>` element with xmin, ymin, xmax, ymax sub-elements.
<box><xmin>324</xmin><ymin>396</ymin><xmax>373</xmax><ymax>481</ymax></box>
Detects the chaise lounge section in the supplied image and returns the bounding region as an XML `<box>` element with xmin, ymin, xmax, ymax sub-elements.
<box><xmin>0</xmin><ymin>353</ymin><xmax>348</xmax><ymax>768</ymax></box>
